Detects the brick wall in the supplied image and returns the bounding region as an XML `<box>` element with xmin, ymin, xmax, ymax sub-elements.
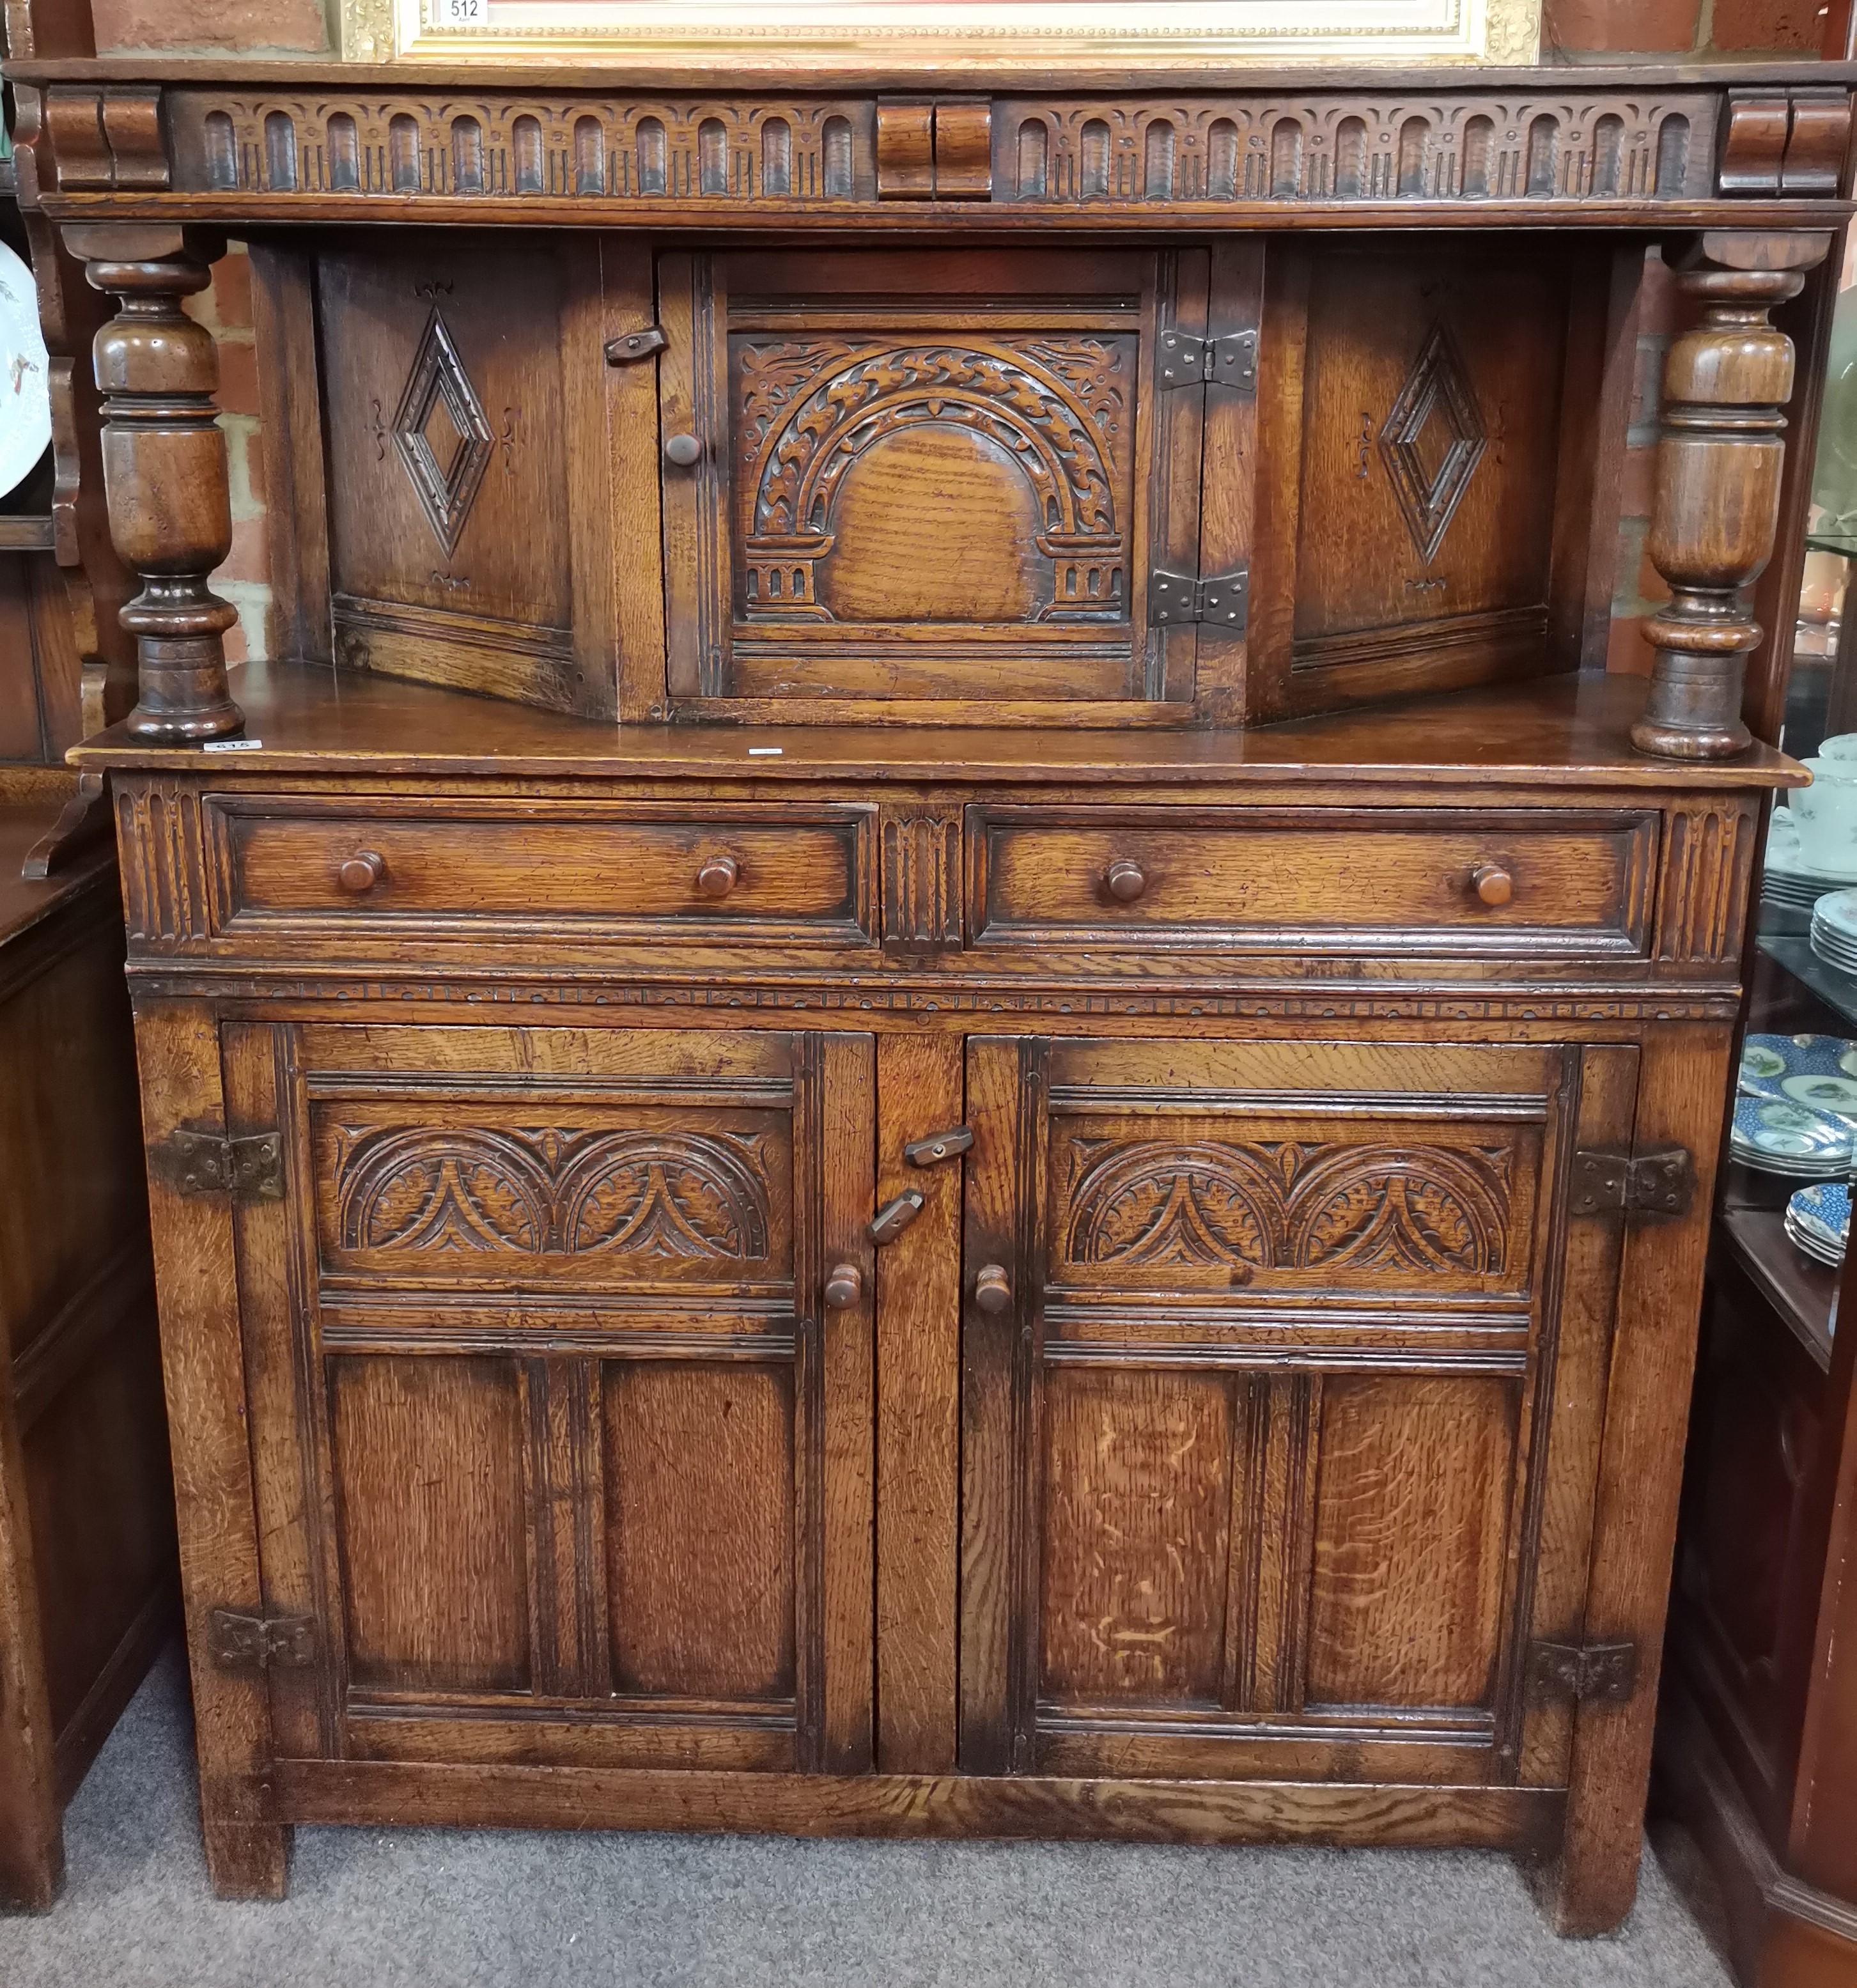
<box><xmin>1545</xmin><ymin>0</ymin><xmax>1826</xmax><ymax>53</ymax></box>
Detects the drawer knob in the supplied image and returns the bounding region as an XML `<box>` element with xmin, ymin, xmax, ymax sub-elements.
<box><xmin>696</xmin><ymin>854</ymin><xmax>740</xmax><ymax>899</ymax></box>
<box><xmin>338</xmin><ymin>851</ymin><xmax>384</xmax><ymax>895</ymax></box>
<box><xmin>1471</xmin><ymin>862</ymin><xmax>1514</xmax><ymax>908</ymax></box>
<box><xmin>974</xmin><ymin>1263</ymin><xmax>1013</xmax><ymax>1315</ymax></box>
<box><xmin>664</xmin><ymin>432</ymin><xmax>704</xmax><ymax>467</ymax></box>
<box><xmin>823</xmin><ymin>1262</ymin><xmax>863</xmax><ymax>1310</ymax></box>
<box><xmin>1105</xmin><ymin>858</ymin><xmax>1147</xmax><ymax>904</ymax></box>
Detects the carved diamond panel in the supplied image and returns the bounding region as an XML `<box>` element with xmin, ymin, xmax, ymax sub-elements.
<box><xmin>1377</xmin><ymin>322</ymin><xmax>1488</xmax><ymax>566</ymax></box>
<box><xmin>392</xmin><ymin>309</ymin><xmax>495</xmax><ymax>554</ymax></box>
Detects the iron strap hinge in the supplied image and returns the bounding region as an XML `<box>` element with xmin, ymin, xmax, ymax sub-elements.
<box><xmin>1568</xmin><ymin>1146</ymin><xmax>1696</xmax><ymax>1222</ymax></box>
<box><xmin>1156</xmin><ymin>328</ymin><xmax>1259</xmax><ymax>394</ymax></box>
<box><xmin>147</xmin><ymin>1126</ymin><xmax>284</xmax><ymax>1202</ymax></box>
<box><xmin>1527</xmin><ymin>1638</ymin><xmax>1640</xmax><ymax>1706</ymax></box>
<box><xmin>1151</xmin><ymin>566</ymin><xmax>1250</xmax><ymax>632</ymax></box>
<box><xmin>209</xmin><ymin>1608</ymin><xmax>316</xmax><ymax>1673</ymax></box>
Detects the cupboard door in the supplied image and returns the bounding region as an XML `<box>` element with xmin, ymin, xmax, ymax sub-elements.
<box><xmin>317</xmin><ymin>236</ymin><xmax>637</xmax><ymax>718</ymax></box>
<box><xmin>658</xmin><ymin>247</ymin><xmax>1247</xmax><ymax>723</ymax></box>
<box><xmin>960</xmin><ymin>1036</ymin><xmax>1635</xmax><ymax>1787</ymax></box>
<box><xmin>223</xmin><ymin>1022</ymin><xmax>875</xmax><ymax>1773</ymax></box>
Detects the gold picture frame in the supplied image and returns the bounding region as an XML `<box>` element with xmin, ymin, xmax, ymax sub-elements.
<box><xmin>340</xmin><ymin>0</ymin><xmax>1542</xmax><ymax>69</ymax></box>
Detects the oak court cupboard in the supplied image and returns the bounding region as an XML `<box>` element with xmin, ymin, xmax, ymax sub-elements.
<box><xmin>6</xmin><ymin>15</ymin><xmax>1852</xmax><ymax>1936</ymax></box>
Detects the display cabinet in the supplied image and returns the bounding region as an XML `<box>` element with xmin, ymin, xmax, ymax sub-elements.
<box><xmin>8</xmin><ymin>15</ymin><xmax>1854</xmax><ymax>1936</ymax></box>
<box><xmin>1654</xmin><ymin>525</ymin><xmax>1857</xmax><ymax>1988</ymax></box>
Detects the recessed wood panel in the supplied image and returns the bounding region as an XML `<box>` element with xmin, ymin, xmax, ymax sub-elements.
<box><xmin>332</xmin><ymin>1356</ymin><xmax>531</xmax><ymax>1695</ymax></box>
<box><xmin>1305</xmin><ymin>1375</ymin><xmax>1518</xmax><ymax>1711</ymax></box>
<box><xmin>317</xmin><ymin>235</ymin><xmax>625</xmax><ymax>717</ymax></box>
<box><xmin>603</xmin><ymin>1361</ymin><xmax>796</xmax><ymax>1701</ymax></box>
<box><xmin>1252</xmin><ymin>240</ymin><xmax>1608</xmax><ymax>718</ymax></box>
<box><xmin>1041</xmin><ymin>1367</ymin><xmax>1234</xmax><ymax>1706</ymax></box>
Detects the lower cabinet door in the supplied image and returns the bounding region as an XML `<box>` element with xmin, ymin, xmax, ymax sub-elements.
<box><xmin>222</xmin><ymin>1021</ymin><xmax>876</xmax><ymax>1773</ymax></box>
<box><xmin>960</xmin><ymin>1034</ymin><xmax>1636</xmax><ymax>1787</ymax></box>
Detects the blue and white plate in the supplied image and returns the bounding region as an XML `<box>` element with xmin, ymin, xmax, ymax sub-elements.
<box><xmin>1785</xmin><ymin>1208</ymin><xmax>1845</xmax><ymax>1267</ymax></box>
<box><xmin>1730</xmin><ymin>1094</ymin><xmax>1857</xmax><ymax>1176</ymax></box>
<box><xmin>1790</xmin><ymin>1179</ymin><xmax>1851</xmax><ymax>1249</ymax></box>
<box><xmin>1739</xmin><ymin>1033</ymin><xmax>1857</xmax><ymax>1112</ymax></box>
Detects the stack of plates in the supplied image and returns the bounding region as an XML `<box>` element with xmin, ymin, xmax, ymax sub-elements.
<box><xmin>1765</xmin><ymin>808</ymin><xmax>1857</xmax><ymax>913</ymax></box>
<box><xmin>1786</xmin><ymin>1181</ymin><xmax>1850</xmax><ymax>1268</ymax></box>
<box><xmin>1732</xmin><ymin>1095</ymin><xmax>1857</xmax><ymax>1177</ymax></box>
<box><xmin>1813</xmin><ymin>891</ymin><xmax>1857</xmax><ymax>973</ymax></box>
<box><xmin>1739</xmin><ymin>1032</ymin><xmax>1857</xmax><ymax>1108</ymax></box>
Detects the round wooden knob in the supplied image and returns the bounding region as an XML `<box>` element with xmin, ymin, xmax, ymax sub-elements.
<box><xmin>1471</xmin><ymin>862</ymin><xmax>1514</xmax><ymax>908</ymax></box>
<box><xmin>1105</xmin><ymin>858</ymin><xmax>1147</xmax><ymax>904</ymax></box>
<box><xmin>696</xmin><ymin>854</ymin><xmax>740</xmax><ymax>899</ymax></box>
<box><xmin>664</xmin><ymin>433</ymin><xmax>703</xmax><ymax>467</ymax></box>
<box><xmin>974</xmin><ymin>1263</ymin><xmax>1013</xmax><ymax>1315</ymax></box>
<box><xmin>338</xmin><ymin>851</ymin><xmax>384</xmax><ymax>895</ymax></box>
<box><xmin>823</xmin><ymin>1262</ymin><xmax>862</xmax><ymax>1310</ymax></box>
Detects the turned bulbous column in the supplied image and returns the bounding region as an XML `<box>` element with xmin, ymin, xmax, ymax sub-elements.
<box><xmin>1633</xmin><ymin>229</ymin><xmax>1831</xmax><ymax>761</ymax></box>
<box><xmin>63</xmin><ymin>224</ymin><xmax>242</xmax><ymax>743</ymax></box>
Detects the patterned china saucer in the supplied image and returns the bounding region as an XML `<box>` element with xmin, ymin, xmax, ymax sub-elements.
<box><xmin>1739</xmin><ymin>1034</ymin><xmax>1857</xmax><ymax>1111</ymax></box>
<box><xmin>1790</xmin><ymin>1179</ymin><xmax>1851</xmax><ymax>1250</ymax></box>
<box><xmin>1730</xmin><ymin>1095</ymin><xmax>1857</xmax><ymax>1176</ymax></box>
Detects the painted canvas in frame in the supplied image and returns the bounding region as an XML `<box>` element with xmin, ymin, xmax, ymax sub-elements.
<box><xmin>341</xmin><ymin>0</ymin><xmax>1542</xmax><ymax>68</ymax></box>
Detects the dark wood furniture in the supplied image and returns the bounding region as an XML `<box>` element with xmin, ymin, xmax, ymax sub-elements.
<box><xmin>1651</xmin><ymin>566</ymin><xmax>1857</xmax><ymax>1982</ymax></box>
<box><xmin>10</xmin><ymin>26</ymin><xmax>1853</xmax><ymax>1934</ymax></box>
<box><xmin>0</xmin><ymin>160</ymin><xmax>173</xmax><ymax>1907</ymax></box>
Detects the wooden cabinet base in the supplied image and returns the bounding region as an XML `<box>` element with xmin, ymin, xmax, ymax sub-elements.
<box><xmin>0</xmin><ymin>795</ymin><xmax>176</xmax><ymax>1911</ymax></box>
<box><xmin>1656</xmin><ymin>1682</ymin><xmax>1857</xmax><ymax>1988</ymax></box>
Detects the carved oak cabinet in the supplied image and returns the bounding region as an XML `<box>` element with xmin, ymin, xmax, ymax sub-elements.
<box><xmin>8</xmin><ymin>33</ymin><xmax>1853</xmax><ymax>1934</ymax></box>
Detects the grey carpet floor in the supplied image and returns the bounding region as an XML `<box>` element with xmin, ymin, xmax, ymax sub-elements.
<box><xmin>0</xmin><ymin>1645</ymin><xmax>1736</xmax><ymax>1988</ymax></box>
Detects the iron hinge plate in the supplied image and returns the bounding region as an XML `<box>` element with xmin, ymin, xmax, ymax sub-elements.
<box><xmin>604</xmin><ymin>326</ymin><xmax>669</xmax><ymax>366</ymax></box>
<box><xmin>1527</xmin><ymin>1638</ymin><xmax>1640</xmax><ymax>1706</ymax></box>
<box><xmin>148</xmin><ymin>1126</ymin><xmax>284</xmax><ymax>1202</ymax></box>
<box><xmin>1569</xmin><ymin>1146</ymin><xmax>1696</xmax><ymax>1221</ymax></box>
<box><xmin>209</xmin><ymin>1608</ymin><xmax>316</xmax><ymax>1673</ymax></box>
<box><xmin>1156</xmin><ymin>328</ymin><xmax>1258</xmax><ymax>393</ymax></box>
<box><xmin>1151</xmin><ymin>566</ymin><xmax>1250</xmax><ymax>632</ymax></box>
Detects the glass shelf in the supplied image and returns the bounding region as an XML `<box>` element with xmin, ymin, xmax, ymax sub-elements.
<box><xmin>1758</xmin><ymin>930</ymin><xmax>1857</xmax><ymax>1035</ymax></box>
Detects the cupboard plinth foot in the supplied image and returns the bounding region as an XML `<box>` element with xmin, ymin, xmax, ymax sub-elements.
<box><xmin>201</xmin><ymin>1819</ymin><xmax>291</xmax><ymax>1901</ymax></box>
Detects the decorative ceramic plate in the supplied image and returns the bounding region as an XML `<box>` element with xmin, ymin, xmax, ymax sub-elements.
<box><xmin>1738</xmin><ymin>1034</ymin><xmax>1857</xmax><ymax>1108</ymax></box>
<box><xmin>0</xmin><ymin>242</ymin><xmax>49</xmax><ymax>502</ymax></box>
<box><xmin>1731</xmin><ymin>1095</ymin><xmax>1856</xmax><ymax>1166</ymax></box>
<box><xmin>1814</xmin><ymin>889</ymin><xmax>1857</xmax><ymax>940</ymax></box>
<box><xmin>1791</xmin><ymin>1179</ymin><xmax>1851</xmax><ymax>1248</ymax></box>
<box><xmin>1785</xmin><ymin>1208</ymin><xmax>1845</xmax><ymax>1266</ymax></box>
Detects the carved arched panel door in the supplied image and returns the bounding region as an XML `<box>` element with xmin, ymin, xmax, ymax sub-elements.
<box><xmin>657</xmin><ymin>245</ymin><xmax>1259</xmax><ymax>726</ymax></box>
<box><xmin>218</xmin><ymin>1019</ymin><xmax>876</xmax><ymax>1778</ymax></box>
<box><xmin>958</xmin><ymin>1034</ymin><xmax>1636</xmax><ymax>1790</ymax></box>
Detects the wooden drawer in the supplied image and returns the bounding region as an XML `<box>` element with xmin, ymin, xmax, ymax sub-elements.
<box><xmin>966</xmin><ymin>807</ymin><xmax>1656</xmax><ymax>956</ymax></box>
<box><xmin>207</xmin><ymin>797</ymin><xmax>878</xmax><ymax>943</ymax></box>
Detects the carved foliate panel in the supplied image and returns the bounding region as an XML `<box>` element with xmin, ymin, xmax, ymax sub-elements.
<box><xmin>662</xmin><ymin>246</ymin><xmax>1215</xmax><ymax>709</ymax></box>
<box><xmin>1050</xmin><ymin>1113</ymin><xmax>1537</xmax><ymax>1298</ymax></box>
<box><xmin>311</xmin><ymin>1100</ymin><xmax>795</xmax><ymax>1290</ymax></box>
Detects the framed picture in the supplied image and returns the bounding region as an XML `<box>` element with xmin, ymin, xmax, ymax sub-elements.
<box><xmin>339</xmin><ymin>0</ymin><xmax>1542</xmax><ymax>68</ymax></box>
